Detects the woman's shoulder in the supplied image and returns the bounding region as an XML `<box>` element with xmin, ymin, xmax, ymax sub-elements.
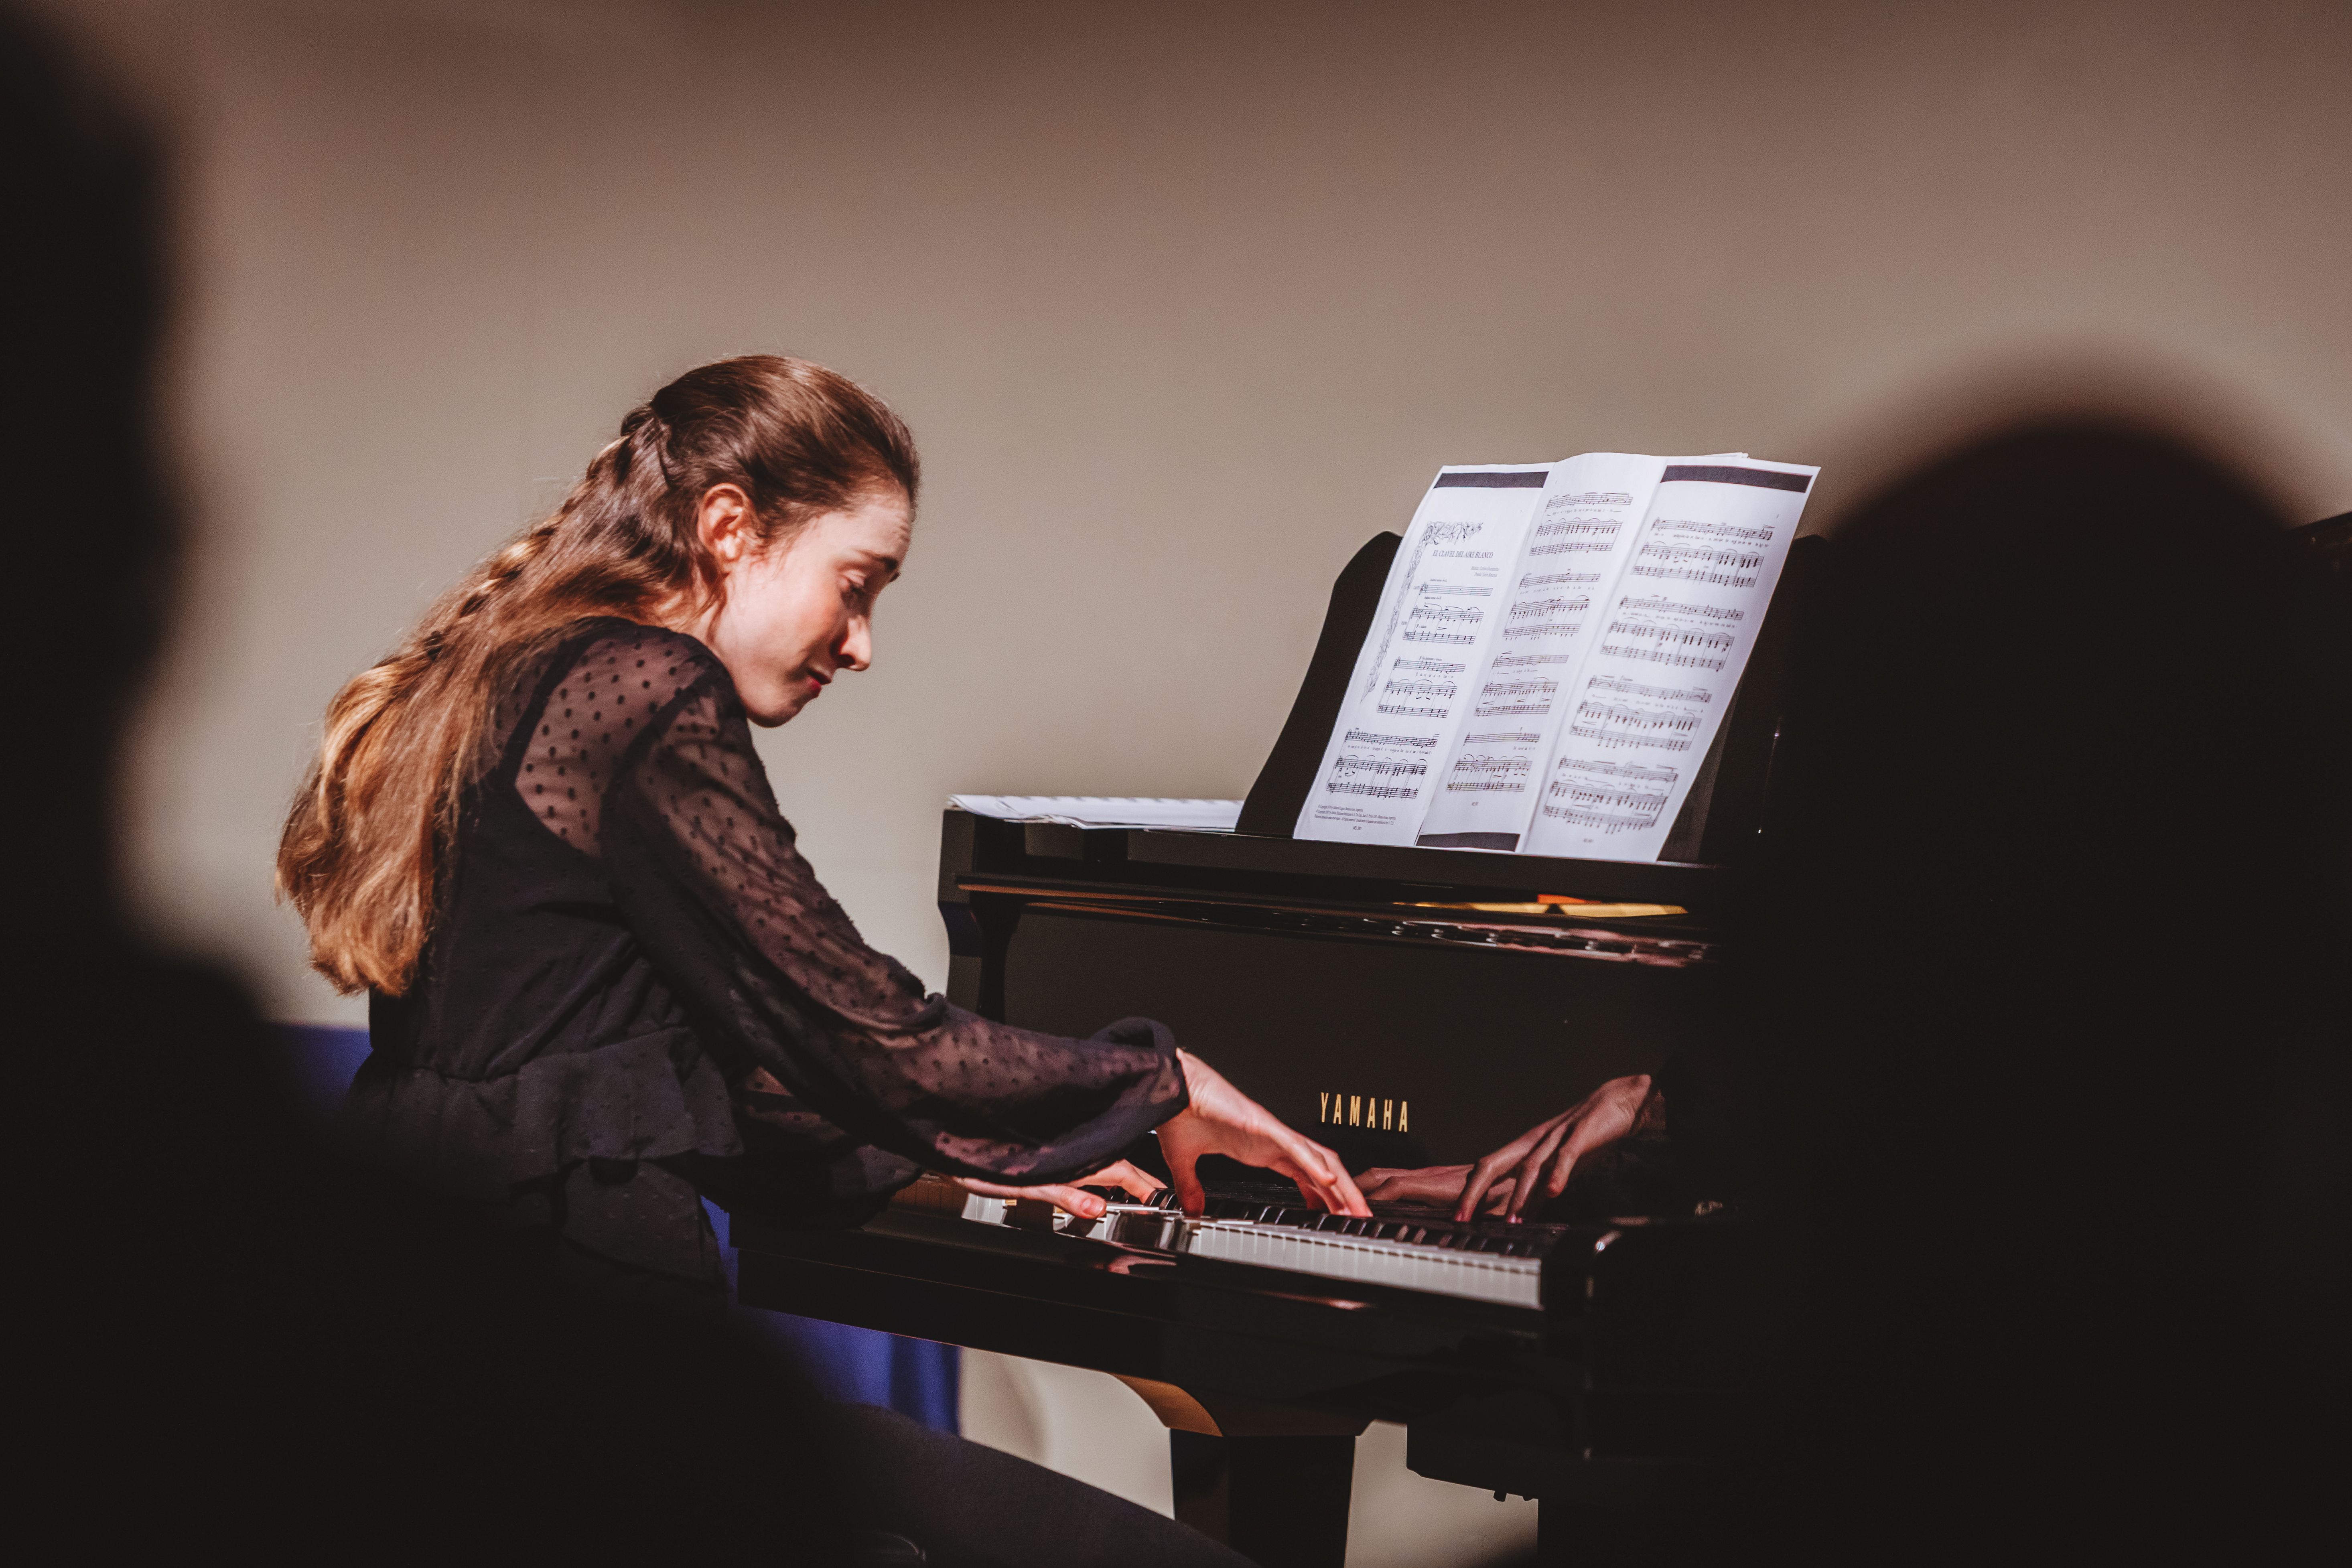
<box><xmin>489</xmin><ymin>619</ymin><xmax>731</xmax><ymax>774</ymax></box>
<box><xmin>539</xmin><ymin>618</ymin><xmax>729</xmax><ymax>706</ymax></box>
<box><xmin>549</xmin><ymin>617</ymin><xmax>720</xmax><ymax>670</ymax></box>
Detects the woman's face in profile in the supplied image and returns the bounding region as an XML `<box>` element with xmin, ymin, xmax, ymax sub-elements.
<box><xmin>696</xmin><ymin>486</ymin><xmax>912</xmax><ymax>726</ymax></box>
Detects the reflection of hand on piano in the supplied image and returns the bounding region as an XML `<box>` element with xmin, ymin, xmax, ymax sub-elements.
<box><xmin>1157</xmin><ymin>1051</ymin><xmax>1372</xmax><ymax>1219</ymax></box>
<box><xmin>1356</xmin><ymin>1162</ymin><xmax>1484</xmax><ymax>1209</ymax></box>
<box><xmin>1453</xmin><ymin>1073</ymin><xmax>1660</xmax><ymax>1222</ymax></box>
<box><xmin>951</xmin><ymin>1160</ymin><xmax>1164</xmax><ymax>1221</ymax></box>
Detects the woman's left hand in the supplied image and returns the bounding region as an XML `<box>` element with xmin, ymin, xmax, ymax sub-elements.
<box><xmin>953</xmin><ymin>1160</ymin><xmax>1165</xmax><ymax>1221</ymax></box>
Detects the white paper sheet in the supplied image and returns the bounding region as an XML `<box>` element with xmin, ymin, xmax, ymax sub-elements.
<box><xmin>948</xmin><ymin>795</ymin><xmax>1244</xmax><ymax>832</ymax></box>
<box><xmin>1520</xmin><ymin>460</ymin><xmax>1818</xmax><ymax>862</ymax></box>
<box><xmin>1413</xmin><ymin>453</ymin><xmax>1748</xmax><ymax>851</ymax></box>
<box><xmin>1293</xmin><ymin>464</ymin><xmax>1556</xmax><ymax>846</ymax></box>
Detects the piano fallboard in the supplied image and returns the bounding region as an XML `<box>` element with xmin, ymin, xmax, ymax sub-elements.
<box><xmin>938</xmin><ymin>809</ymin><xmax>1732</xmax><ymax>1170</ymax></box>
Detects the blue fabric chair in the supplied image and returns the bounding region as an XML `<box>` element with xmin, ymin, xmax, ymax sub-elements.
<box><xmin>272</xmin><ymin>1024</ymin><xmax>957</xmax><ymax>1432</ymax></box>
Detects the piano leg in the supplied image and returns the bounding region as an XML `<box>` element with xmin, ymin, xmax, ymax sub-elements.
<box><xmin>1170</xmin><ymin>1430</ymin><xmax>1355</xmax><ymax>1568</ymax></box>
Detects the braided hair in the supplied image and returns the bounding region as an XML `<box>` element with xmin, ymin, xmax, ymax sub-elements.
<box><xmin>277</xmin><ymin>355</ymin><xmax>918</xmax><ymax>994</ymax></box>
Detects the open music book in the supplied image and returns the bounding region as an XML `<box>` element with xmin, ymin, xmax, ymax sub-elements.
<box><xmin>1295</xmin><ymin>452</ymin><xmax>1818</xmax><ymax>861</ymax></box>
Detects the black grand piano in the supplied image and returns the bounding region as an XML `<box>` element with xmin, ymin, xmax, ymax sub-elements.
<box><xmin>730</xmin><ymin>531</ymin><xmax>1820</xmax><ymax>1566</ymax></box>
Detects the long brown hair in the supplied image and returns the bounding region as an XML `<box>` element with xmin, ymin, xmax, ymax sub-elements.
<box><xmin>277</xmin><ymin>355</ymin><xmax>919</xmax><ymax>995</ymax></box>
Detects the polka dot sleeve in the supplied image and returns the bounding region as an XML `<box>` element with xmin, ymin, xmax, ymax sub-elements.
<box><xmin>591</xmin><ymin>629</ymin><xmax>1189</xmax><ymax>1185</ymax></box>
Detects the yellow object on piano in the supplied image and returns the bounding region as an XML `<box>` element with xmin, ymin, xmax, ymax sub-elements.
<box><xmin>1407</xmin><ymin>899</ymin><xmax>1686</xmax><ymax>918</ymax></box>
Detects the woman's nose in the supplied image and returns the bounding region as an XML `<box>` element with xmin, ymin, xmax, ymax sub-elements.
<box><xmin>836</xmin><ymin>616</ymin><xmax>873</xmax><ymax>672</ymax></box>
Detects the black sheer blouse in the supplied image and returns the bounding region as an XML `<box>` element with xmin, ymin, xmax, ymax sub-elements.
<box><xmin>351</xmin><ymin>619</ymin><xmax>1187</xmax><ymax>1285</ymax></box>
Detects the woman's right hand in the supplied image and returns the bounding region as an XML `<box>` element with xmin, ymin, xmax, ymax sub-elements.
<box><xmin>1156</xmin><ymin>1051</ymin><xmax>1370</xmax><ymax>1218</ymax></box>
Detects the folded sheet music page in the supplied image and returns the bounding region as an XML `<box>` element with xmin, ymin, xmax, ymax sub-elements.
<box><xmin>1412</xmin><ymin>452</ymin><xmax>1747</xmax><ymax>851</ymax></box>
<box><xmin>1295</xmin><ymin>452</ymin><xmax>1815</xmax><ymax>862</ymax></box>
<box><xmin>1521</xmin><ymin>459</ymin><xmax>1817</xmax><ymax>862</ymax></box>
<box><xmin>1293</xmin><ymin>464</ymin><xmax>1554</xmax><ymax>845</ymax></box>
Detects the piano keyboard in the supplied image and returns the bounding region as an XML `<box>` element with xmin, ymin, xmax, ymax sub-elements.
<box><xmin>956</xmin><ymin>1188</ymin><xmax>1557</xmax><ymax>1309</ymax></box>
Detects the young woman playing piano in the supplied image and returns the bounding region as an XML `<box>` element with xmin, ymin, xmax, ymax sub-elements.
<box><xmin>276</xmin><ymin>357</ymin><xmax>1362</xmax><ymax>1556</ymax></box>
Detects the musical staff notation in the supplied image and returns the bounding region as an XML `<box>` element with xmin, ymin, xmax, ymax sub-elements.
<box><xmin>1506</xmin><ymin>595</ymin><xmax>1590</xmax><ymax>621</ymax></box>
<box><xmin>1532</xmin><ymin>517</ymin><xmax>1621</xmax><ymax>540</ymax></box>
<box><xmin>1587</xmin><ymin>672</ymin><xmax>1712</xmax><ymax>704</ymax></box>
<box><xmin>1528</xmin><ymin>540</ymin><xmax>1621</xmax><ymax>558</ymax></box>
<box><xmin>1449</xmin><ymin>753</ymin><xmax>1532</xmax><ymax>777</ymax></box>
<box><xmin>1615</xmin><ymin>594</ymin><xmax>1744</xmax><ymax>622</ymax></box>
<box><xmin>1650</xmin><ymin>517</ymin><xmax>1776</xmax><ymax>544</ymax></box>
<box><xmin>1460</xmin><ymin>731</ymin><xmax>1539</xmax><ymax>745</ymax></box>
<box><xmin>1538</xmin><ymin>757</ymin><xmax>1679</xmax><ymax>832</ymax></box>
<box><xmin>1498</xmin><ymin>591</ymin><xmax>1589</xmax><ymax>643</ymax></box>
<box><xmin>1332</xmin><ymin>755</ymin><xmax>1430</xmax><ymax>780</ymax></box>
<box><xmin>1362</xmin><ymin>518</ymin><xmax>1491</xmax><ymax>695</ymax></box>
<box><xmin>1444</xmin><ymin>751</ymin><xmax>1532</xmax><ymax>793</ymax></box>
<box><xmin>1380</xmin><ymin>675</ymin><xmax>1456</xmax><ymax>714</ymax></box>
<box><xmin>1635</xmin><ymin>542</ymin><xmax>1764</xmax><ymax>571</ymax></box>
<box><xmin>1330</xmin><ymin>754</ymin><xmax>1431</xmax><ymax>795</ymax></box>
<box><xmin>1403</xmin><ymin>602</ymin><xmax>1484</xmax><ymax>644</ymax></box>
<box><xmin>1570</xmin><ymin>699</ymin><xmax>1699</xmax><ymax>752</ymax></box>
<box><xmin>1627</xmin><ymin>538</ymin><xmax>1763</xmax><ymax>588</ymax></box>
<box><xmin>1598</xmin><ymin>621</ymin><xmax>1733</xmax><ymax>670</ymax></box>
<box><xmin>1473</xmin><ymin>677</ymin><xmax>1559</xmax><ymax>718</ymax></box>
<box><xmin>1490</xmin><ymin>652</ymin><xmax>1575</xmax><ymax>667</ymax></box>
<box><xmin>1417</xmin><ymin>582</ymin><xmax>1494</xmax><ymax>596</ymax></box>
<box><xmin>1343</xmin><ymin>730</ymin><xmax>1437</xmax><ymax>749</ymax></box>
<box><xmin>1391</xmin><ymin>657</ymin><xmax>1465</xmax><ymax>674</ymax></box>
<box><xmin>1519</xmin><ymin>568</ymin><xmax>1604</xmax><ymax>589</ymax></box>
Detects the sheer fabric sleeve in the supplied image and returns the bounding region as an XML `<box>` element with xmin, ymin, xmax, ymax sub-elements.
<box><xmin>600</xmin><ymin>650</ymin><xmax>1188</xmax><ymax>1185</ymax></box>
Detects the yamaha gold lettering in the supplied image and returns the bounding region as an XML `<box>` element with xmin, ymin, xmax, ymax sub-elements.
<box><xmin>1317</xmin><ymin>1092</ymin><xmax>1408</xmax><ymax>1133</ymax></box>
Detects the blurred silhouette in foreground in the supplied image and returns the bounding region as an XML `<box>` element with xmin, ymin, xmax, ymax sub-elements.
<box><xmin>2</xmin><ymin>14</ymin><xmax>860</xmax><ymax>1557</ymax></box>
<box><xmin>1675</xmin><ymin>420</ymin><xmax>2352</xmax><ymax>1560</ymax></box>
<box><xmin>6</xmin><ymin>18</ymin><xmax>1256</xmax><ymax>1563</ymax></box>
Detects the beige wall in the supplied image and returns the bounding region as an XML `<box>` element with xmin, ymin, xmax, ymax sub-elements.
<box><xmin>41</xmin><ymin>3</ymin><xmax>2348</xmax><ymax>1556</ymax></box>
<box><xmin>41</xmin><ymin>0</ymin><xmax>2352</xmax><ymax>1025</ymax></box>
<box><xmin>48</xmin><ymin>0</ymin><xmax>2349</xmax><ymax>1025</ymax></box>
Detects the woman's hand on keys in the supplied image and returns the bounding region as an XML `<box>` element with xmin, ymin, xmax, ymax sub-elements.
<box><xmin>1155</xmin><ymin>1051</ymin><xmax>1370</xmax><ymax>1219</ymax></box>
<box><xmin>952</xmin><ymin>1160</ymin><xmax>1165</xmax><ymax>1221</ymax></box>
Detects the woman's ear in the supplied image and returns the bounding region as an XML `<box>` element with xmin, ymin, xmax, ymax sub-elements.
<box><xmin>696</xmin><ymin>484</ymin><xmax>756</xmax><ymax>568</ymax></box>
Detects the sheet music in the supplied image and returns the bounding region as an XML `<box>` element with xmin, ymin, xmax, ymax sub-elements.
<box><xmin>1412</xmin><ymin>452</ymin><xmax>1747</xmax><ymax>851</ymax></box>
<box><xmin>1521</xmin><ymin>460</ymin><xmax>1817</xmax><ymax>862</ymax></box>
<box><xmin>948</xmin><ymin>796</ymin><xmax>1243</xmax><ymax>831</ymax></box>
<box><xmin>1293</xmin><ymin>464</ymin><xmax>1554</xmax><ymax>845</ymax></box>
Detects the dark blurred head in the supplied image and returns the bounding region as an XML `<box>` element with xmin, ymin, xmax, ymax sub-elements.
<box><xmin>1</xmin><ymin>10</ymin><xmax>174</xmax><ymax>932</ymax></box>
<box><xmin>1729</xmin><ymin>418</ymin><xmax>2350</xmax><ymax>1541</ymax></box>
